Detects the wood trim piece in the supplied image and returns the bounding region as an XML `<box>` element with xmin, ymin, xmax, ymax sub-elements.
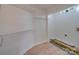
<box><xmin>50</xmin><ymin>39</ymin><xmax>79</xmax><ymax>55</ymax></box>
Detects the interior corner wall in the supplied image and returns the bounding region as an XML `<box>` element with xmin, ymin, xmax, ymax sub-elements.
<box><xmin>0</xmin><ymin>5</ymin><xmax>48</xmax><ymax>55</ymax></box>
<box><xmin>32</xmin><ymin>16</ymin><xmax>48</xmax><ymax>45</ymax></box>
<box><xmin>48</xmin><ymin>10</ymin><xmax>79</xmax><ymax>48</ymax></box>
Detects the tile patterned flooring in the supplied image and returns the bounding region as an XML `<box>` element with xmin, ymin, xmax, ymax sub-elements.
<box><xmin>25</xmin><ymin>41</ymin><xmax>69</xmax><ymax>55</ymax></box>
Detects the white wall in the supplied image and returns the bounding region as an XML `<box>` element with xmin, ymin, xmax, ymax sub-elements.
<box><xmin>0</xmin><ymin>5</ymin><xmax>48</xmax><ymax>55</ymax></box>
<box><xmin>0</xmin><ymin>5</ymin><xmax>33</xmax><ymax>35</ymax></box>
<box><xmin>0</xmin><ymin>31</ymin><xmax>34</xmax><ymax>55</ymax></box>
<box><xmin>0</xmin><ymin>5</ymin><xmax>34</xmax><ymax>55</ymax></box>
<box><xmin>48</xmin><ymin>8</ymin><xmax>79</xmax><ymax>48</ymax></box>
<box><xmin>32</xmin><ymin>16</ymin><xmax>48</xmax><ymax>45</ymax></box>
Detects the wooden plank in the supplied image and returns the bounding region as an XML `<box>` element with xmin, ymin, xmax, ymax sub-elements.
<box><xmin>50</xmin><ymin>39</ymin><xmax>79</xmax><ymax>55</ymax></box>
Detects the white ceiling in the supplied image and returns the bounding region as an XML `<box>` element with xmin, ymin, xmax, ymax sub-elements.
<box><xmin>28</xmin><ymin>4</ymin><xmax>74</xmax><ymax>10</ymax></box>
<box><xmin>11</xmin><ymin>4</ymin><xmax>75</xmax><ymax>16</ymax></box>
